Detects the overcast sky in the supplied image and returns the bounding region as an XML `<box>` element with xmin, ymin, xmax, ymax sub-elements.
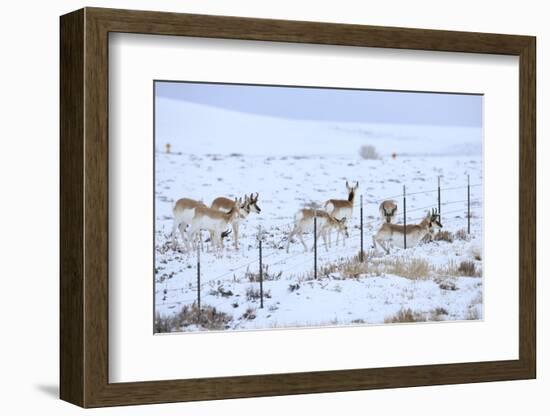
<box><xmin>155</xmin><ymin>81</ymin><xmax>482</xmax><ymax>127</ymax></box>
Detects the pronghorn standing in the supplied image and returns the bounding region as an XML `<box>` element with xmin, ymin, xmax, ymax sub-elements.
<box><xmin>286</xmin><ymin>209</ymin><xmax>349</xmax><ymax>253</ymax></box>
<box><xmin>324</xmin><ymin>181</ymin><xmax>358</xmax><ymax>246</ymax></box>
<box><xmin>379</xmin><ymin>200</ymin><xmax>398</xmax><ymax>224</ymax></box>
<box><xmin>372</xmin><ymin>208</ymin><xmax>442</xmax><ymax>254</ymax></box>
<box><xmin>171</xmin><ymin>198</ymin><xmax>206</xmax><ymax>251</ymax></box>
<box><xmin>187</xmin><ymin>201</ymin><xmax>247</xmax><ymax>251</ymax></box>
<box><xmin>210</xmin><ymin>193</ymin><xmax>261</xmax><ymax>249</ymax></box>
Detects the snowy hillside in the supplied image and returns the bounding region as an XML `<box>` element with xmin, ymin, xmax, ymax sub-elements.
<box><xmin>155</xmin><ymin>97</ymin><xmax>482</xmax><ymax>157</ymax></box>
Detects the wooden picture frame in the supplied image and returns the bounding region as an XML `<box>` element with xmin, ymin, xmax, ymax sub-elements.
<box><xmin>60</xmin><ymin>7</ymin><xmax>536</xmax><ymax>408</ymax></box>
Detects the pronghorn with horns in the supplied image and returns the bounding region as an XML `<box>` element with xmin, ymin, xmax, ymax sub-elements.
<box><xmin>286</xmin><ymin>209</ymin><xmax>349</xmax><ymax>253</ymax></box>
<box><xmin>379</xmin><ymin>200</ymin><xmax>398</xmax><ymax>224</ymax></box>
<box><xmin>372</xmin><ymin>208</ymin><xmax>442</xmax><ymax>254</ymax></box>
<box><xmin>324</xmin><ymin>181</ymin><xmax>358</xmax><ymax>246</ymax></box>
<box><xmin>187</xmin><ymin>199</ymin><xmax>248</xmax><ymax>252</ymax></box>
<box><xmin>211</xmin><ymin>193</ymin><xmax>261</xmax><ymax>249</ymax></box>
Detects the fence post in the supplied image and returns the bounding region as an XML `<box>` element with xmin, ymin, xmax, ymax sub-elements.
<box><xmin>314</xmin><ymin>214</ymin><xmax>318</xmax><ymax>279</ymax></box>
<box><xmin>467</xmin><ymin>174</ymin><xmax>471</xmax><ymax>234</ymax></box>
<box><xmin>196</xmin><ymin>244</ymin><xmax>201</xmax><ymax>314</ymax></box>
<box><xmin>437</xmin><ymin>176</ymin><xmax>441</xmax><ymax>218</ymax></box>
<box><xmin>403</xmin><ymin>185</ymin><xmax>407</xmax><ymax>249</ymax></box>
<box><xmin>258</xmin><ymin>228</ymin><xmax>264</xmax><ymax>309</ymax></box>
<box><xmin>360</xmin><ymin>194</ymin><xmax>364</xmax><ymax>262</ymax></box>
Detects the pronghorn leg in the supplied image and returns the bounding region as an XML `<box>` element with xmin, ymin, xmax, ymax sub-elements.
<box><xmin>178</xmin><ymin>223</ymin><xmax>191</xmax><ymax>252</ymax></box>
<box><xmin>187</xmin><ymin>224</ymin><xmax>200</xmax><ymax>253</ymax></box>
<box><xmin>171</xmin><ymin>220</ymin><xmax>180</xmax><ymax>248</ymax></box>
<box><xmin>322</xmin><ymin>230</ymin><xmax>330</xmax><ymax>252</ymax></box>
<box><xmin>298</xmin><ymin>232</ymin><xmax>308</xmax><ymax>252</ymax></box>
<box><xmin>312</xmin><ymin>226</ymin><xmax>323</xmax><ymax>252</ymax></box>
<box><xmin>286</xmin><ymin>228</ymin><xmax>297</xmax><ymax>253</ymax></box>
<box><xmin>380</xmin><ymin>239</ymin><xmax>390</xmax><ymax>255</ymax></box>
<box><xmin>233</xmin><ymin>223</ymin><xmax>239</xmax><ymax>250</ymax></box>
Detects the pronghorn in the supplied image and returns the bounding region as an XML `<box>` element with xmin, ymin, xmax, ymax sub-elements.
<box><xmin>372</xmin><ymin>208</ymin><xmax>442</xmax><ymax>254</ymax></box>
<box><xmin>210</xmin><ymin>193</ymin><xmax>261</xmax><ymax>249</ymax></box>
<box><xmin>171</xmin><ymin>198</ymin><xmax>206</xmax><ymax>251</ymax></box>
<box><xmin>187</xmin><ymin>201</ymin><xmax>247</xmax><ymax>251</ymax></box>
<box><xmin>286</xmin><ymin>209</ymin><xmax>349</xmax><ymax>253</ymax></box>
<box><xmin>379</xmin><ymin>200</ymin><xmax>398</xmax><ymax>224</ymax></box>
<box><xmin>324</xmin><ymin>181</ymin><xmax>358</xmax><ymax>246</ymax></box>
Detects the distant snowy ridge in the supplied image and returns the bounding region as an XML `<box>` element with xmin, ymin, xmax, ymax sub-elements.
<box><xmin>155</xmin><ymin>97</ymin><xmax>482</xmax><ymax>157</ymax></box>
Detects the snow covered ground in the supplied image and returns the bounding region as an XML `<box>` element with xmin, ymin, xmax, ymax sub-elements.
<box><xmin>154</xmin><ymin>98</ymin><xmax>484</xmax><ymax>332</ymax></box>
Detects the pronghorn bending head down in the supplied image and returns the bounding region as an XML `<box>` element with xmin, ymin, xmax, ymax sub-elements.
<box><xmin>286</xmin><ymin>209</ymin><xmax>348</xmax><ymax>253</ymax></box>
<box><xmin>188</xmin><ymin>202</ymin><xmax>247</xmax><ymax>251</ymax></box>
<box><xmin>379</xmin><ymin>200</ymin><xmax>398</xmax><ymax>224</ymax></box>
<box><xmin>211</xmin><ymin>193</ymin><xmax>261</xmax><ymax>249</ymax></box>
<box><xmin>372</xmin><ymin>208</ymin><xmax>442</xmax><ymax>254</ymax></box>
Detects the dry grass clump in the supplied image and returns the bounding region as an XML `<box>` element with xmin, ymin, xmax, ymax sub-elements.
<box><xmin>458</xmin><ymin>260</ymin><xmax>478</xmax><ymax>276</ymax></box>
<box><xmin>154</xmin><ymin>303</ymin><xmax>232</xmax><ymax>333</ymax></box>
<box><xmin>434</xmin><ymin>230</ymin><xmax>454</xmax><ymax>243</ymax></box>
<box><xmin>429</xmin><ymin>307</ymin><xmax>449</xmax><ymax>321</ymax></box>
<box><xmin>438</xmin><ymin>260</ymin><xmax>480</xmax><ymax>278</ymax></box>
<box><xmin>246</xmin><ymin>286</ymin><xmax>271</xmax><ymax>301</ymax></box>
<box><xmin>359</xmin><ymin>144</ymin><xmax>380</xmax><ymax>160</ymax></box>
<box><xmin>319</xmin><ymin>255</ymin><xmax>432</xmax><ymax>280</ymax></box>
<box><xmin>209</xmin><ymin>284</ymin><xmax>233</xmax><ymax>297</ymax></box>
<box><xmin>385</xmin><ymin>307</ymin><xmax>452</xmax><ymax>324</ymax></box>
<box><xmin>438</xmin><ymin>279</ymin><xmax>458</xmax><ymax>291</ymax></box>
<box><xmin>245</xmin><ymin>264</ymin><xmax>282</xmax><ymax>282</ymax></box>
<box><xmin>465</xmin><ymin>307</ymin><xmax>481</xmax><ymax>320</ymax></box>
<box><xmin>314</xmin><ymin>252</ymin><xmax>368</xmax><ymax>279</ymax></box>
<box><xmin>384</xmin><ymin>308</ymin><xmax>426</xmax><ymax>323</ymax></box>
<box><xmin>241</xmin><ymin>307</ymin><xmax>256</xmax><ymax>321</ymax></box>
<box><xmin>454</xmin><ymin>228</ymin><xmax>469</xmax><ymax>241</ymax></box>
<box><xmin>377</xmin><ymin>257</ymin><xmax>431</xmax><ymax>280</ymax></box>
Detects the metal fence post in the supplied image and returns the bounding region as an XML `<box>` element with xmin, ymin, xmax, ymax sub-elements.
<box><xmin>360</xmin><ymin>194</ymin><xmax>364</xmax><ymax>262</ymax></box>
<box><xmin>314</xmin><ymin>214</ymin><xmax>318</xmax><ymax>279</ymax></box>
<box><xmin>437</xmin><ymin>176</ymin><xmax>441</xmax><ymax>218</ymax></box>
<box><xmin>196</xmin><ymin>244</ymin><xmax>201</xmax><ymax>313</ymax></box>
<box><xmin>467</xmin><ymin>174</ymin><xmax>471</xmax><ymax>234</ymax></box>
<box><xmin>403</xmin><ymin>185</ymin><xmax>407</xmax><ymax>249</ymax></box>
<box><xmin>259</xmin><ymin>228</ymin><xmax>264</xmax><ymax>308</ymax></box>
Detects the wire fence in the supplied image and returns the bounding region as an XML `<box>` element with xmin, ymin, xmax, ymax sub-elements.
<box><xmin>156</xmin><ymin>177</ymin><xmax>483</xmax><ymax>312</ymax></box>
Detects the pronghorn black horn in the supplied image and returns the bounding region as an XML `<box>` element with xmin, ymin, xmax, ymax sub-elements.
<box><xmin>255</xmin><ymin>192</ymin><xmax>259</xmax><ymax>200</ymax></box>
<box><xmin>346</xmin><ymin>181</ymin><xmax>349</xmax><ymax>187</ymax></box>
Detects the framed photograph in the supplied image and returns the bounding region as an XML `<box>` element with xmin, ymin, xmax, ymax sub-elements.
<box><xmin>60</xmin><ymin>7</ymin><xmax>536</xmax><ymax>407</ymax></box>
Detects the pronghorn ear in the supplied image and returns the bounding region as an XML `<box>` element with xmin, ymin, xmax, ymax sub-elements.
<box><xmin>340</xmin><ymin>217</ymin><xmax>347</xmax><ymax>223</ymax></box>
<box><xmin>355</xmin><ymin>181</ymin><xmax>359</xmax><ymax>188</ymax></box>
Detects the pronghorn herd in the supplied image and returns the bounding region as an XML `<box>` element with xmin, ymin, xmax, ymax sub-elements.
<box><xmin>171</xmin><ymin>181</ymin><xmax>443</xmax><ymax>255</ymax></box>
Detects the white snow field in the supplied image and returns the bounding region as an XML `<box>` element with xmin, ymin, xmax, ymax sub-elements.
<box><xmin>154</xmin><ymin>97</ymin><xmax>484</xmax><ymax>332</ymax></box>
